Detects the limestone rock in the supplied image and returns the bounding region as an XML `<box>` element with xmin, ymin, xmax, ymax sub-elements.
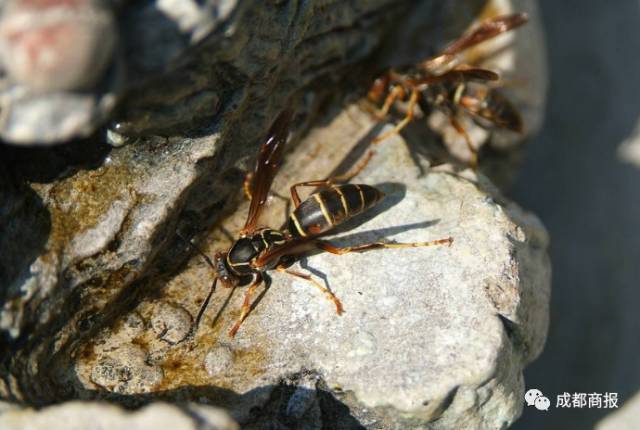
<box><xmin>0</xmin><ymin>1</ymin><xmax>549</xmax><ymax>429</ymax></box>
<box><xmin>1</xmin><ymin>0</ymin><xmax>449</xmax><ymax>404</ymax></box>
<box><xmin>596</xmin><ymin>392</ymin><xmax>640</xmax><ymax>430</ymax></box>
<box><xmin>72</xmin><ymin>106</ymin><xmax>550</xmax><ymax>428</ymax></box>
<box><xmin>0</xmin><ymin>401</ymin><xmax>239</xmax><ymax>430</ymax></box>
<box><xmin>151</xmin><ymin>302</ymin><xmax>193</xmax><ymax>345</ymax></box>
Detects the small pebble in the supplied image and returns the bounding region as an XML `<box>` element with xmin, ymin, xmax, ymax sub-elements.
<box><xmin>204</xmin><ymin>345</ymin><xmax>234</xmax><ymax>377</ymax></box>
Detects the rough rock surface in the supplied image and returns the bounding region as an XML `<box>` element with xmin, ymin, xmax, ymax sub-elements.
<box><xmin>71</xmin><ymin>106</ymin><xmax>550</xmax><ymax>428</ymax></box>
<box><xmin>596</xmin><ymin>392</ymin><xmax>640</xmax><ymax>430</ymax></box>
<box><xmin>1</xmin><ymin>0</ymin><xmax>446</xmax><ymax>402</ymax></box>
<box><xmin>0</xmin><ymin>0</ymin><xmax>549</xmax><ymax>429</ymax></box>
<box><xmin>0</xmin><ymin>401</ymin><xmax>239</xmax><ymax>430</ymax></box>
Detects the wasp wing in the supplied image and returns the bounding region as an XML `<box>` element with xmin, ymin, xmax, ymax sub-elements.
<box><xmin>411</xmin><ymin>66</ymin><xmax>500</xmax><ymax>86</ymax></box>
<box><xmin>423</xmin><ymin>13</ymin><xmax>528</xmax><ymax>72</ymax></box>
<box><xmin>252</xmin><ymin>236</ymin><xmax>317</xmax><ymax>269</ymax></box>
<box><xmin>242</xmin><ymin>109</ymin><xmax>294</xmax><ymax>234</ymax></box>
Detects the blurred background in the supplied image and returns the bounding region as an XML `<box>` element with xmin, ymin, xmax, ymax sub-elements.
<box><xmin>512</xmin><ymin>0</ymin><xmax>640</xmax><ymax>428</ymax></box>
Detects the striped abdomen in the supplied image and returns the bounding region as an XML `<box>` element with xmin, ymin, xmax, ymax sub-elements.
<box><xmin>288</xmin><ymin>184</ymin><xmax>383</xmax><ymax>238</ymax></box>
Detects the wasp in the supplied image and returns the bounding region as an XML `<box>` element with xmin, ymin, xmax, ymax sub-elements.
<box><xmin>367</xmin><ymin>13</ymin><xmax>529</xmax><ymax>168</ymax></box>
<box><xmin>189</xmin><ymin>109</ymin><xmax>453</xmax><ymax>337</ymax></box>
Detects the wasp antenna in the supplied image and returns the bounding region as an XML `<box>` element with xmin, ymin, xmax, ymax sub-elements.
<box><xmin>193</xmin><ymin>277</ymin><xmax>218</xmax><ymax>334</ymax></box>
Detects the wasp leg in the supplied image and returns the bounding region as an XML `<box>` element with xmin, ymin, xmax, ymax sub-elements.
<box><xmin>448</xmin><ymin>114</ymin><xmax>478</xmax><ymax>169</ymax></box>
<box><xmin>192</xmin><ymin>277</ymin><xmax>219</xmax><ymax>336</ymax></box>
<box><xmin>276</xmin><ymin>266</ymin><xmax>343</xmax><ymax>315</ymax></box>
<box><xmin>289</xmin><ymin>180</ymin><xmax>331</xmax><ymax>207</ymax></box>
<box><xmin>316</xmin><ymin>237</ymin><xmax>453</xmax><ymax>255</ymax></box>
<box><xmin>376</xmin><ymin>84</ymin><xmax>406</xmax><ymax>119</ymax></box>
<box><xmin>289</xmin><ymin>179</ymin><xmax>344</xmax><ymax>208</ymax></box>
<box><xmin>228</xmin><ymin>274</ymin><xmax>263</xmax><ymax>337</ymax></box>
<box><xmin>243</xmin><ymin>171</ymin><xmax>254</xmax><ymax>200</ymax></box>
<box><xmin>331</xmin><ymin>150</ymin><xmax>376</xmax><ymax>183</ymax></box>
<box><xmin>288</xmin><ymin>151</ymin><xmax>377</xmax><ymax>208</ymax></box>
<box><xmin>372</xmin><ymin>88</ymin><xmax>419</xmax><ymax>144</ymax></box>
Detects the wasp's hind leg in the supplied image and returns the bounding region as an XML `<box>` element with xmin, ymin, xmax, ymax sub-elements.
<box><xmin>276</xmin><ymin>265</ymin><xmax>343</xmax><ymax>315</ymax></box>
<box><xmin>372</xmin><ymin>88</ymin><xmax>420</xmax><ymax>144</ymax></box>
<box><xmin>375</xmin><ymin>84</ymin><xmax>406</xmax><ymax>120</ymax></box>
<box><xmin>447</xmin><ymin>113</ymin><xmax>478</xmax><ymax>169</ymax></box>
<box><xmin>316</xmin><ymin>237</ymin><xmax>453</xmax><ymax>255</ymax></box>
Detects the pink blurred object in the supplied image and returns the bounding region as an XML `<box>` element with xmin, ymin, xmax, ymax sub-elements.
<box><xmin>0</xmin><ymin>0</ymin><xmax>116</xmax><ymax>92</ymax></box>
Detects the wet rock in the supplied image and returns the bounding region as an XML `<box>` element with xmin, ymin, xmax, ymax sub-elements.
<box><xmin>122</xmin><ymin>312</ymin><xmax>146</xmax><ymax>339</ymax></box>
<box><xmin>151</xmin><ymin>302</ymin><xmax>193</xmax><ymax>344</ymax></box>
<box><xmin>0</xmin><ymin>401</ymin><xmax>239</xmax><ymax>430</ymax></box>
<box><xmin>89</xmin><ymin>344</ymin><xmax>164</xmax><ymax>394</ymax></box>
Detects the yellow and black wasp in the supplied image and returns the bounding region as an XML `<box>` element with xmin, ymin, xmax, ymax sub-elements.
<box><xmin>190</xmin><ymin>109</ymin><xmax>452</xmax><ymax>337</ymax></box>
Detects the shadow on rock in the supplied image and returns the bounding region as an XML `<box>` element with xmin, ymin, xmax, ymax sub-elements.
<box><xmin>0</xmin><ymin>168</ymin><xmax>51</xmax><ymax>342</ymax></box>
<box><xmin>75</xmin><ymin>380</ymin><xmax>367</xmax><ymax>429</ymax></box>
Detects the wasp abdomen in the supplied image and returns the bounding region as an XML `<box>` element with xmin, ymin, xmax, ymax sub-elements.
<box><xmin>288</xmin><ymin>184</ymin><xmax>383</xmax><ymax>238</ymax></box>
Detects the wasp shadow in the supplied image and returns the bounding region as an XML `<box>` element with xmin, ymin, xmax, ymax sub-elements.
<box><xmin>297</xmin><ymin>180</ymin><xmax>441</xmax><ymax>294</ymax></box>
<box><xmin>66</xmin><ymin>376</ymin><xmax>366</xmax><ymax>429</ymax></box>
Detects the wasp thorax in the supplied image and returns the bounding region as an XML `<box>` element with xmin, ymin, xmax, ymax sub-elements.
<box><xmin>226</xmin><ymin>229</ymin><xmax>287</xmax><ymax>276</ymax></box>
<box><xmin>228</xmin><ymin>237</ymin><xmax>258</xmax><ymax>266</ymax></box>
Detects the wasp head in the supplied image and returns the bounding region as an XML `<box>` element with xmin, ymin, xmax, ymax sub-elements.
<box><xmin>214</xmin><ymin>252</ymin><xmax>240</xmax><ymax>288</ymax></box>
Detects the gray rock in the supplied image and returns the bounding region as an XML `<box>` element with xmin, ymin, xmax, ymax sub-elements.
<box><xmin>596</xmin><ymin>392</ymin><xmax>640</xmax><ymax>430</ymax></box>
<box><xmin>205</xmin><ymin>345</ymin><xmax>235</xmax><ymax>377</ymax></box>
<box><xmin>0</xmin><ymin>0</ymin><xmax>500</xmax><ymax>407</ymax></box>
<box><xmin>0</xmin><ymin>1</ymin><xmax>549</xmax><ymax>428</ymax></box>
<box><xmin>71</xmin><ymin>106</ymin><xmax>550</xmax><ymax>428</ymax></box>
<box><xmin>0</xmin><ymin>401</ymin><xmax>239</xmax><ymax>430</ymax></box>
<box><xmin>285</xmin><ymin>373</ymin><xmax>320</xmax><ymax>419</ymax></box>
<box><xmin>89</xmin><ymin>344</ymin><xmax>164</xmax><ymax>394</ymax></box>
